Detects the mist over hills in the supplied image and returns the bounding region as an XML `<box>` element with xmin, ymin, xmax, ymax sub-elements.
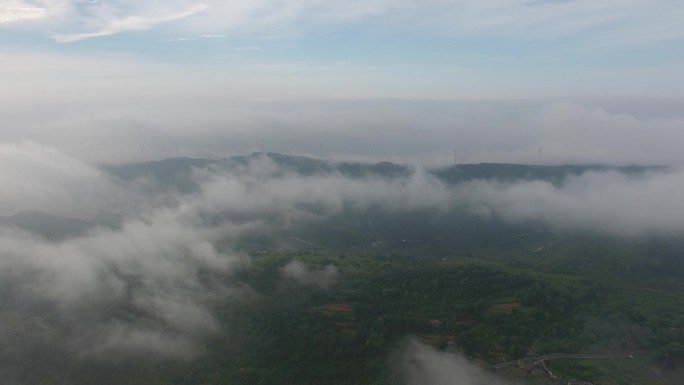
<box><xmin>4</xmin><ymin>151</ymin><xmax>678</xmax><ymax>276</ymax></box>
<box><xmin>18</xmin><ymin>152</ymin><xmax>667</xmax><ymax>271</ymax></box>
<box><xmin>2</xmin><ymin>145</ymin><xmax>684</xmax><ymax>384</ymax></box>
<box><xmin>0</xmin><ymin>210</ymin><xmax>91</xmax><ymax>240</ymax></box>
<box><xmin>98</xmin><ymin>153</ymin><xmax>683</xmax><ymax>277</ymax></box>
<box><xmin>104</xmin><ymin>153</ymin><xmax>413</xmax><ymax>193</ymax></box>
<box><xmin>104</xmin><ymin>152</ymin><xmax>664</xmax><ymax>192</ymax></box>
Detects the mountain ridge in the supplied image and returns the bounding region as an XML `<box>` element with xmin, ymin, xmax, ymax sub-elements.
<box><xmin>104</xmin><ymin>152</ymin><xmax>667</xmax><ymax>188</ymax></box>
<box><xmin>0</xmin><ymin>210</ymin><xmax>91</xmax><ymax>240</ymax></box>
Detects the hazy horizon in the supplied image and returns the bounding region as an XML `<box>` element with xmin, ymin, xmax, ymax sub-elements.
<box><xmin>2</xmin><ymin>1</ymin><xmax>684</xmax><ymax>166</ymax></box>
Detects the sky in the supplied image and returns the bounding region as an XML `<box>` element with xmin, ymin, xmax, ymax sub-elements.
<box><xmin>1</xmin><ymin>0</ymin><xmax>684</xmax><ymax>164</ymax></box>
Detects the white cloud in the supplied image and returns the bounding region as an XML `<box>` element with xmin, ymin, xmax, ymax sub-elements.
<box><xmin>2</xmin><ymin>0</ymin><xmax>683</xmax><ymax>45</ymax></box>
<box><xmin>161</xmin><ymin>36</ymin><xmax>198</xmax><ymax>42</ymax></box>
<box><xmin>0</xmin><ymin>1</ymin><xmax>47</xmax><ymax>24</ymax></box>
<box><xmin>394</xmin><ymin>338</ymin><xmax>510</xmax><ymax>385</ymax></box>
<box><xmin>280</xmin><ymin>259</ymin><xmax>339</xmax><ymax>289</ymax></box>
<box><xmin>0</xmin><ymin>144</ymin><xmax>251</xmax><ymax>360</ymax></box>
<box><xmin>185</xmin><ymin>155</ymin><xmax>684</xmax><ymax>239</ymax></box>
<box><xmin>51</xmin><ymin>3</ymin><xmax>209</xmax><ymax>42</ymax></box>
<box><xmin>187</xmin><ymin>0</ymin><xmax>684</xmax><ymax>45</ymax></box>
<box><xmin>530</xmin><ymin>102</ymin><xmax>684</xmax><ymax>166</ymax></box>
<box><xmin>455</xmin><ymin>168</ymin><xmax>684</xmax><ymax>237</ymax></box>
<box><xmin>0</xmin><ymin>141</ymin><xmax>119</xmax><ymax>218</ymax></box>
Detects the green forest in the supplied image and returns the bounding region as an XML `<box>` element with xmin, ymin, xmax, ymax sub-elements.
<box><xmin>3</xmin><ymin>158</ymin><xmax>683</xmax><ymax>385</ymax></box>
<box><xmin>13</xmin><ymin>245</ymin><xmax>682</xmax><ymax>385</ymax></box>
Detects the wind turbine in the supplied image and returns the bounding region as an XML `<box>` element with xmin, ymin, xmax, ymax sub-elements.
<box><xmin>454</xmin><ymin>148</ymin><xmax>458</xmax><ymax>167</ymax></box>
<box><xmin>370</xmin><ymin>143</ymin><xmax>374</xmax><ymax>163</ymax></box>
<box><xmin>319</xmin><ymin>141</ymin><xmax>323</xmax><ymax>159</ymax></box>
<box><xmin>261</xmin><ymin>138</ymin><xmax>265</xmax><ymax>154</ymax></box>
<box><xmin>538</xmin><ymin>146</ymin><xmax>544</xmax><ymax>166</ymax></box>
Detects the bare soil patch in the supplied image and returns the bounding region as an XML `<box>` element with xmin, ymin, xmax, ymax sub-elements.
<box><xmin>493</xmin><ymin>302</ymin><xmax>521</xmax><ymax>312</ymax></box>
<box><xmin>310</xmin><ymin>303</ymin><xmax>353</xmax><ymax>313</ymax></box>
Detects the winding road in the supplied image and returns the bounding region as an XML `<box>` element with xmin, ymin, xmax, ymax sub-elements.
<box><xmin>489</xmin><ymin>350</ymin><xmax>643</xmax><ymax>369</ymax></box>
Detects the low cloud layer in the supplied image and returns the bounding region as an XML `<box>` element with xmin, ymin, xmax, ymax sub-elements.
<box><xmin>456</xmin><ymin>169</ymin><xmax>684</xmax><ymax>237</ymax></box>
<box><xmin>0</xmin><ymin>208</ymin><xmax>248</xmax><ymax>361</ymax></box>
<box><xmin>0</xmin><ymin>143</ymin><xmax>251</xmax><ymax>361</ymax></box>
<box><xmin>394</xmin><ymin>338</ymin><xmax>510</xmax><ymax>385</ymax></box>
<box><xmin>280</xmin><ymin>260</ymin><xmax>339</xmax><ymax>289</ymax></box>
<box><xmin>189</xmin><ymin>155</ymin><xmax>684</xmax><ymax>238</ymax></box>
<box><xmin>0</xmin><ymin>141</ymin><xmax>118</xmax><ymax>218</ymax></box>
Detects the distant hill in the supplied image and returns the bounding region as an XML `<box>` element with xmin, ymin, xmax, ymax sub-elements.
<box><xmin>99</xmin><ymin>154</ymin><xmax>678</xmax><ymax>276</ymax></box>
<box><xmin>104</xmin><ymin>153</ymin><xmax>666</xmax><ymax>191</ymax></box>
<box><xmin>103</xmin><ymin>153</ymin><xmax>413</xmax><ymax>193</ymax></box>
<box><xmin>432</xmin><ymin>163</ymin><xmax>667</xmax><ymax>185</ymax></box>
<box><xmin>3</xmin><ymin>155</ymin><xmax>684</xmax><ymax>385</ymax></box>
<box><xmin>103</xmin><ymin>157</ymin><xmax>213</xmax><ymax>193</ymax></box>
<box><xmin>0</xmin><ymin>210</ymin><xmax>90</xmax><ymax>240</ymax></box>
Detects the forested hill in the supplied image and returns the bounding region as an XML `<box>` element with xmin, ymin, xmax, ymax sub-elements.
<box><xmin>103</xmin><ymin>153</ymin><xmax>665</xmax><ymax>191</ymax></box>
<box><xmin>3</xmin><ymin>154</ymin><xmax>683</xmax><ymax>385</ymax></box>
<box><xmin>99</xmin><ymin>154</ymin><xmax>680</xmax><ymax>280</ymax></box>
<box><xmin>0</xmin><ymin>210</ymin><xmax>90</xmax><ymax>240</ymax></box>
<box><xmin>431</xmin><ymin>163</ymin><xmax>666</xmax><ymax>185</ymax></box>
